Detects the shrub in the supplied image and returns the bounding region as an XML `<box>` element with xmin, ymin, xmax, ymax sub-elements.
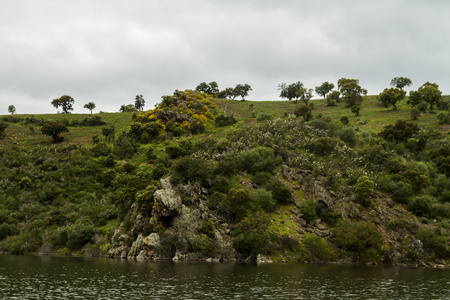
<box><xmin>215</xmin><ymin>114</ymin><xmax>237</xmax><ymax>127</ymax></box>
<box><xmin>389</xmin><ymin>181</ymin><xmax>413</xmax><ymax>205</ymax></box>
<box><xmin>300</xmin><ymin>199</ymin><xmax>317</xmax><ymax>224</ymax></box>
<box><xmin>233</xmin><ymin>213</ymin><xmax>272</xmax><ymax>256</ymax></box>
<box><xmin>170</xmin><ymin>156</ymin><xmax>210</xmax><ymax>184</ymax></box>
<box><xmin>0</xmin><ymin>122</ymin><xmax>8</xmax><ymax>138</ymax></box>
<box><xmin>340</xmin><ymin>116</ymin><xmax>349</xmax><ymax>125</ymax></box>
<box><xmin>238</xmin><ymin>147</ymin><xmax>282</xmax><ymax>174</ymax></box>
<box><xmin>256</xmin><ymin>114</ymin><xmax>273</xmax><ymax>122</ymax></box>
<box><xmin>0</xmin><ymin>223</ymin><xmax>20</xmax><ymax>240</ymax></box>
<box><xmin>354</xmin><ymin>175</ymin><xmax>374</xmax><ymax>206</ymax></box>
<box><xmin>331</xmin><ymin>220</ymin><xmax>383</xmax><ymax>262</ymax></box>
<box><xmin>302</xmin><ymin>234</ymin><xmax>335</xmax><ymax>261</ymax></box>
<box><xmin>265</xmin><ymin>179</ymin><xmax>292</xmax><ymax>204</ymax></box>
<box><xmin>252</xmin><ymin>189</ymin><xmax>276</xmax><ymax>212</ymax></box>
<box><xmin>252</xmin><ymin>172</ymin><xmax>272</xmax><ymax>186</ymax></box>
<box><xmin>136</xmin><ymin>185</ymin><xmax>157</xmax><ymax>217</ymax></box>
<box><xmin>188</xmin><ymin>119</ymin><xmax>206</xmax><ymax>135</ymax></box>
<box><xmin>152</xmin><ymin>163</ymin><xmax>166</xmax><ymax>180</ymax></box>
<box><xmin>408</xmin><ymin>195</ymin><xmax>434</xmax><ymax>217</ymax></box>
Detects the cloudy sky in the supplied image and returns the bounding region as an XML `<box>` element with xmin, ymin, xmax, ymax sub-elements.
<box><xmin>1</xmin><ymin>0</ymin><xmax>449</xmax><ymax>114</ymax></box>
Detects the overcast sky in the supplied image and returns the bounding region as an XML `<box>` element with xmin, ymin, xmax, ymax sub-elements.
<box><xmin>1</xmin><ymin>0</ymin><xmax>450</xmax><ymax>114</ymax></box>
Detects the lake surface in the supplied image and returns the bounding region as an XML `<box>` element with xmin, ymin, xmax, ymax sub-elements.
<box><xmin>0</xmin><ymin>255</ymin><xmax>448</xmax><ymax>299</ymax></box>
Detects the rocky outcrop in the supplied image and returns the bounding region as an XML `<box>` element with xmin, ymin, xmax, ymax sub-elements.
<box><xmin>153</xmin><ymin>177</ymin><xmax>182</xmax><ymax>221</ymax></box>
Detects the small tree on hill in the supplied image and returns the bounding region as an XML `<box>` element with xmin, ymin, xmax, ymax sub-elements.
<box><xmin>378</xmin><ymin>87</ymin><xmax>406</xmax><ymax>110</ymax></box>
<box><xmin>8</xmin><ymin>105</ymin><xmax>16</xmax><ymax>116</ymax></box>
<box><xmin>296</xmin><ymin>88</ymin><xmax>314</xmax><ymax>104</ymax></box>
<box><xmin>337</xmin><ymin>78</ymin><xmax>367</xmax><ymax>107</ymax></box>
<box><xmin>378</xmin><ymin>120</ymin><xmax>419</xmax><ymax>143</ymax></box>
<box><xmin>408</xmin><ymin>82</ymin><xmax>442</xmax><ymax>110</ymax></box>
<box><xmin>315</xmin><ymin>81</ymin><xmax>335</xmax><ymax>98</ymax></box>
<box><xmin>390</xmin><ymin>77</ymin><xmax>412</xmax><ymax>89</ymax></box>
<box><xmin>83</xmin><ymin>102</ymin><xmax>96</xmax><ymax>115</ymax></box>
<box><xmin>135</xmin><ymin>95</ymin><xmax>145</xmax><ymax>112</ymax></box>
<box><xmin>278</xmin><ymin>81</ymin><xmax>304</xmax><ymax>101</ymax></box>
<box><xmin>234</xmin><ymin>84</ymin><xmax>252</xmax><ymax>100</ymax></box>
<box><xmin>41</xmin><ymin>121</ymin><xmax>69</xmax><ymax>143</ymax></box>
<box><xmin>196</xmin><ymin>81</ymin><xmax>219</xmax><ymax>96</ymax></box>
<box><xmin>51</xmin><ymin>95</ymin><xmax>74</xmax><ymax>113</ymax></box>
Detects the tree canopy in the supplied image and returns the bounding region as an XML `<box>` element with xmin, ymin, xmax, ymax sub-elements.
<box><xmin>378</xmin><ymin>87</ymin><xmax>406</xmax><ymax>110</ymax></box>
<box><xmin>196</xmin><ymin>81</ymin><xmax>219</xmax><ymax>96</ymax></box>
<box><xmin>390</xmin><ymin>77</ymin><xmax>412</xmax><ymax>89</ymax></box>
<box><xmin>8</xmin><ymin>105</ymin><xmax>16</xmax><ymax>116</ymax></box>
<box><xmin>408</xmin><ymin>82</ymin><xmax>442</xmax><ymax>110</ymax></box>
<box><xmin>315</xmin><ymin>81</ymin><xmax>335</xmax><ymax>98</ymax></box>
<box><xmin>41</xmin><ymin>121</ymin><xmax>69</xmax><ymax>143</ymax></box>
<box><xmin>278</xmin><ymin>81</ymin><xmax>303</xmax><ymax>101</ymax></box>
<box><xmin>378</xmin><ymin>120</ymin><xmax>419</xmax><ymax>143</ymax></box>
<box><xmin>337</xmin><ymin>78</ymin><xmax>367</xmax><ymax>107</ymax></box>
<box><xmin>83</xmin><ymin>102</ymin><xmax>96</xmax><ymax>115</ymax></box>
<box><xmin>135</xmin><ymin>95</ymin><xmax>145</xmax><ymax>112</ymax></box>
<box><xmin>51</xmin><ymin>95</ymin><xmax>74</xmax><ymax>113</ymax></box>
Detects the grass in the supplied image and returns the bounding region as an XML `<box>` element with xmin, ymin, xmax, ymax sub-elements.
<box><xmin>1</xmin><ymin>94</ymin><xmax>448</xmax><ymax>150</ymax></box>
<box><xmin>0</xmin><ymin>112</ymin><xmax>135</xmax><ymax>149</ymax></box>
<box><xmin>213</xmin><ymin>95</ymin><xmax>450</xmax><ymax>135</ymax></box>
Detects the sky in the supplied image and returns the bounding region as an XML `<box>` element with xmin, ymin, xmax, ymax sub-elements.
<box><xmin>1</xmin><ymin>0</ymin><xmax>450</xmax><ymax>114</ymax></box>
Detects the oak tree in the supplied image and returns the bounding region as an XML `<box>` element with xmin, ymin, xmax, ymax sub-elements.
<box><xmin>51</xmin><ymin>95</ymin><xmax>74</xmax><ymax>113</ymax></box>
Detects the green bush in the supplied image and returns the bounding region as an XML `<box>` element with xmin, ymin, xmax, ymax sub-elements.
<box><xmin>233</xmin><ymin>213</ymin><xmax>272</xmax><ymax>256</ymax></box>
<box><xmin>300</xmin><ymin>199</ymin><xmax>317</xmax><ymax>224</ymax></box>
<box><xmin>238</xmin><ymin>147</ymin><xmax>282</xmax><ymax>174</ymax></box>
<box><xmin>302</xmin><ymin>234</ymin><xmax>335</xmax><ymax>262</ymax></box>
<box><xmin>170</xmin><ymin>156</ymin><xmax>210</xmax><ymax>184</ymax></box>
<box><xmin>408</xmin><ymin>195</ymin><xmax>434</xmax><ymax>217</ymax></box>
<box><xmin>252</xmin><ymin>189</ymin><xmax>276</xmax><ymax>212</ymax></box>
<box><xmin>0</xmin><ymin>223</ymin><xmax>20</xmax><ymax>240</ymax></box>
<box><xmin>265</xmin><ymin>179</ymin><xmax>292</xmax><ymax>204</ymax></box>
<box><xmin>331</xmin><ymin>220</ymin><xmax>383</xmax><ymax>262</ymax></box>
<box><xmin>215</xmin><ymin>114</ymin><xmax>237</xmax><ymax>127</ymax></box>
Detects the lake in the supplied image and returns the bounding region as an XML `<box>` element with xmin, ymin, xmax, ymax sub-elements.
<box><xmin>0</xmin><ymin>255</ymin><xmax>448</xmax><ymax>299</ymax></box>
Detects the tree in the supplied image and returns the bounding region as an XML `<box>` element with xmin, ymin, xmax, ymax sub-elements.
<box><xmin>83</xmin><ymin>102</ymin><xmax>96</xmax><ymax>115</ymax></box>
<box><xmin>294</xmin><ymin>105</ymin><xmax>312</xmax><ymax>121</ymax></box>
<box><xmin>278</xmin><ymin>81</ymin><xmax>304</xmax><ymax>101</ymax></box>
<box><xmin>234</xmin><ymin>84</ymin><xmax>252</xmax><ymax>100</ymax></box>
<box><xmin>41</xmin><ymin>121</ymin><xmax>69</xmax><ymax>143</ymax></box>
<box><xmin>120</xmin><ymin>104</ymin><xmax>137</xmax><ymax>112</ymax></box>
<box><xmin>378</xmin><ymin>120</ymin><xmax>419</xmax><ymax>143</ymax></box>
<box><xmin>337</xmin><ymin>78</ymin><xmax>367</xmax><ymax>107</ymax></box>
<box><xmin>390</xmin><ymin>77</ymin><xmax>412</xmax><ymax>89</ymax></box>
<box><xmin>354</xmin><ymin>175</ymin><xmax>374</xmax><ymax>206</ymax></box>
<box><xmin>135</xmin><ymin>95</ymin><xmax>145</xmax><ymax>112</ymax></box>
<box><xmin>8</xmin><ymin>105</ymin><xmax>16</xmax><ymax>116</ymax></box>
<box><xmin>315</xmin><ymin>81</ymin><xmax>335</xmax><ymax>98</ymax></box>
<box><xmin>378</xmin><ymin>87</ymin><xmax>406</xmax><ymax>110</ymax></box>
<box><xmin>296</xmin><ymin>88</ymin><xmax>314</xmax><ymax>104</ymax></box>
<box><xmin>217</xmin><ymin>87</ymin><xmax>236</xmax><ymax>100</ymax></box>
<box><xmin>51</xmin><ymin>95</ymin><xmax>74</xmax><ymax>113</ymax></box>
<box><xmin>326</xmin><ymin>90</ymin><xmax>340</xmax><ymax>106</ymax></box>
<box><xmin>196</xmin><ymin>81</ymin><xmax>219</xmax><ymax>96</ymax></box>
<box><xmin>408</xmin><ymin>82</ymin><xmax>442</xmax><ymax>110</ymax></box>
<box><xmin>351</xmin><ymin>105</ymin><xmax>361</xmax><ymax>116</ymax></box>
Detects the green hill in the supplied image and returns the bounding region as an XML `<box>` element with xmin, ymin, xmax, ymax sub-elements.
<box><xmin>0</xmin><ymin>92</ymin><xmax>448</xmax><ymax>267</ymax></box>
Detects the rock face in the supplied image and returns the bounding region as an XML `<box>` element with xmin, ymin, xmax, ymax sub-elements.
<box><xmin>153</xmin><ymin>177</ymin><xmax>182</xmax><ymax>221</ymax></box>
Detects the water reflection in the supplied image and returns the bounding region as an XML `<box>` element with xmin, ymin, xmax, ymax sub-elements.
<box><xmin>0</xmin><ymin>256</ymin><xmax>448</xmax><ymax>299</ymax></box>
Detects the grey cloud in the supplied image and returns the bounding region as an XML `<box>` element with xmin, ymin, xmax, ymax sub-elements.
<box><xmin>1</xmin><ymin>0</ymin><xmax>450</xmax><ymax>114</ymax></box>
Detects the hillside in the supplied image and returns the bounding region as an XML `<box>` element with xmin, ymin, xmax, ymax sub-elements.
<box><xmin>0</xmin><ymin>92</ymin><xmax>449</xmax><ymax>267</ymax></box>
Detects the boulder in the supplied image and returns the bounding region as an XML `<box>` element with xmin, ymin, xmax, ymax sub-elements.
<box><xmin>153</xmin><ymin>177</ymin><xmax>182</xmax><ymax>220</ymax></box>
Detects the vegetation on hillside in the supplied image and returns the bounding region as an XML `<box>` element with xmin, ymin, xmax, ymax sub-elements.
<box><xmin>0</xmin><ymin>81</ymin><xmax>449</xmax><ymax>266</ymax></box>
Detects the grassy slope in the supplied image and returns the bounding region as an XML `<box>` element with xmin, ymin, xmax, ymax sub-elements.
<box><xmin>0</xmin><ymin>112</ymin><xmax>135</xmax><ymax>148</ymax></box>
<box><xmin>215</xmin><ymin>95</ymin><xmax>450</xmax><ymax>134</ymax></box>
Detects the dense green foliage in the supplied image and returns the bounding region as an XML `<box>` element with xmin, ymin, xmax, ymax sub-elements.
<box><xmin>0</xmin><ymin>89</ymin><xmax>449</xmax><ymax>265</ymax></box>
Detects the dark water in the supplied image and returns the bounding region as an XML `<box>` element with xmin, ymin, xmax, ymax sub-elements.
<box><xmin>0</xmin><ymin>255</ymin><xmax>448</xmax><ymax>299</ymax></box>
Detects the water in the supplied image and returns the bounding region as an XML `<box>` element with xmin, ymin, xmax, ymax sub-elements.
<box><xmin>0</xmin><ymin>255</ymin><xmax>448</xmax><ymax>299</ymax></box>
